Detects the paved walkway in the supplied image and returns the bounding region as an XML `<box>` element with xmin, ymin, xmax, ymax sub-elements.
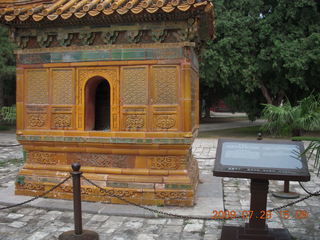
<box><xmin>0</xmin><ymin>133</ymin><xmax>319</xmax><ymax>239</ymax></box>
<box><xmin>199</xmin><ymin>119</ymin><xmax>266</xmax><ymax>132</ymax></box>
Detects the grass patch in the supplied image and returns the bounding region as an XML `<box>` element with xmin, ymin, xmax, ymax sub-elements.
<box><xmin>0</xmin><ymin>125</ymin><xmax>11</xmax><ymax>131</ymax></box>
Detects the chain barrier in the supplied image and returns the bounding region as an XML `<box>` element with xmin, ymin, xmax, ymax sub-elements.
<box><xmin>0</xmin><ymin>144</ymin><xmax>21</xmax><ymax>147</ymax></box>
<box><xmin>82</xmin><ymin>175</ymin><xmax>320</xmax><ymax>221</ymax></box>
<box><xmin>299</xmin><ymin>182</ymin><xmax>320</xmax><ymax>196</ymax></box>
<box><xmin>1</xmin><ymin>174</ymin><xmax>319</xmax><ymax>220</ymax></box>
<box><xmin>0</xmin><ymin>176</ymin><xmax>71</xmax><ymax>211</ymax></box>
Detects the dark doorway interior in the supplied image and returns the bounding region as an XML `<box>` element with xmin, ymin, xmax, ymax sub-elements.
<box><xmin>85</xmin><ymin>77</ymin><xmax>110</xmax><ymax>131</ymax></box>
<box><xmin>95</xmin><ymin>81</ymin><xmax>110</xmax><ymax>130</ymax></box>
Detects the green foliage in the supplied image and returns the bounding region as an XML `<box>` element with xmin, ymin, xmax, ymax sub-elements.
<box><xmin>0</xmin><ymin>26</ymin><xmax>15</xmax><ymax>107</ymax></box>
<box><xmin>201</xmin><ymin>0</ymin><xmax>320</xmax><ymax>118</ymax></box>
<box><xmin>292</xmin><ymin>136</ymin><xmax>320</xmax><ymax>176</ymax></box>
<box><xmin>261</xmin><ymin>95</ymin><xmax>320</xmax><ymax>136</ymax></box>
<box><xmin>0</xmin><ymin>105</ymin><xmax>16</xmax><ymax>123</ymax></box>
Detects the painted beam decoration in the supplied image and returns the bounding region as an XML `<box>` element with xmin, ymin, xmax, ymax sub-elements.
<box><xmin>0</xmin><ymin>0</ymin><xmax>214</xmax><ymax>206</ymax></box>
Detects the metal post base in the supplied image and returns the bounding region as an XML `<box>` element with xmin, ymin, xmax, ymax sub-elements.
<box><xmin>272</xmin><ymin>191</ymin><xmax>299</xmax><ymax>199</ymax></box>
<box><xmin>220</xmin><ymin>225</ymin><xmax>291</xmax><ymax>240</ymax></box>
<box><xmin>59</xmin><ymin>230</ymin><xmax>99</xmax><ymax>240</ymax></box>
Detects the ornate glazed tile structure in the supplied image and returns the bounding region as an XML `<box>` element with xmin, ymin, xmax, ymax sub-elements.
<box><xmin>0</xmin><ymin>0</ymin><xmax>214</xmax><ymax>206</ymax></box>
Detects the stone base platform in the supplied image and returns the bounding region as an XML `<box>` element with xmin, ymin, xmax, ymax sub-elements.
<box><xmin>15</xmin><ymin>137</ymin><xmax>199</xmax><ymax>206</ymax></box>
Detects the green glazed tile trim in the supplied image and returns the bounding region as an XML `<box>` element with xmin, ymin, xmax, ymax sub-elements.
<box><xmin>17</xmin><ymin>135</ymin><xmax>193</xmax><ymax>145</ymax></box>
<box><xmin>18</xmin><ymin>47</ymin><xmax>184</xmax><ymax>64</ymax></box>
<box><xmin>165</xmin><ymin>184</ymin><xmax>193</xmax><ymax>190</ymax></box>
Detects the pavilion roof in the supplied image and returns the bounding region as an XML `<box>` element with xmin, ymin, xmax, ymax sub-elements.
<box><xmin>0</xmin><ymin>0</ymin><xmax>213</xmax><ymax>26</ymax></box>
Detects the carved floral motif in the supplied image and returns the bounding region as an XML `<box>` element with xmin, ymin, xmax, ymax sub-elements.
<box><xmin>156</xmin><ymin>115</ymin><xmax>175</xmax><ymax>129</ymax></box>
<box><xmin>29</xmin><ymin>152</ymin><xmax>57</xmax><ymax>165</ymax></box>
<box><xmin>27</xmin><ymin>114</ymin><xmax>46</xmax><ymax>128</ymax></box>
<box><xmin>125</xmin><ymin>115</ymin><xmax>144</xmax><ymax>129</ymax></box>
<box><xmin>151</xmin><ymin>156</ymin><xmax>180</xmax><ymax>169</ymax></box>
<box><xmin>53</xmin><ymin>114</ymin><xmax>72</xmax><ymax>128</ymax></box>
<box><xmin>16</xmin><ymin>182</ymin><xmax>45</xmax><ymax>191</ymax></box>
<box><xmin>155</xmin><ymin>191</ymin><xmax>187</xmax><ymax>199</ymax></box>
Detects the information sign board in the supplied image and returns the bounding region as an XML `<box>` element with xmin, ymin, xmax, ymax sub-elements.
<box><xmin>213</xmin><ymin>139</ymin><xmax>310</xmax><ymax>181</ymax></box>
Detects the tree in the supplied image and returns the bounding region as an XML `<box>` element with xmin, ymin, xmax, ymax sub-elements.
<box><xmin>200</xmin><ymin>0</ymin><xmax>320</xmax><ymax>119</ymax></box>
<box><xmin>0</xmin><ymin>26</ymin><xmax>15</xmax><ymax>108</ymax></box>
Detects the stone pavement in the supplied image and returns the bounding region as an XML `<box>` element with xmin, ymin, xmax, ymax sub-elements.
<box><xmin>0</xmin><ymin>135</ymin><xmax>320</xmax><ymax>239</ymax></box>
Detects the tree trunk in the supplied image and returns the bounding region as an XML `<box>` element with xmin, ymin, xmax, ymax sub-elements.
<box><xmin>260</xmin><ymin>83</ymin><xmax>285</xmax><ymax>106</ymax></box>
<box><xmin>260</xmin><ymin>84</ymin><xmax>273</xmax><ymax>105</ymax></box>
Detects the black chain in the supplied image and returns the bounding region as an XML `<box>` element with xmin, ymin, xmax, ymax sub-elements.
<box><xmin>0</xmin><ymin>176</ymin><xmax>71</xmax><ymax>211</ymax></box>
<box><xmin>0</xmin><ymin>144</ymin><xmax>21</xmax><ymax>147</ymax></box>
<box><xmin>298</xmin><ymin>182</ymin><xmax>320</xmax><ymax>196</ymax></box>
<box><xmin>83</xmin><ymin>175</ymin><xmax>319</xmax><ymax>221</ymax></box>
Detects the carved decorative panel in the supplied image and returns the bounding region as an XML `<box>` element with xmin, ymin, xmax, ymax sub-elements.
<box><xmin>151</xmin><ymin>156</ymin><xmax>185</xmax><ymax>170</ymax></box>
<box><xmin>152</xmin><ymin>66</ymin><xmax>178</xmax><ymax>105</ymax></box>
<box><xmin>155</xmin><ymin>191</ymin><xmax>187</xmax><ymax>199</ymax></box>
<box><xmin>122</xmin><ymin>67</ymin><xmax>148</xmax><ymax>105</ymax></box>
<box><xmin>16</xmin><ymin>182</ymin><xmax>45</xmax><ymax>191</ymax></box>
<box><xmin>28</xmin><ymin>152</ymin><xmax>57</xmax><ymax>165</ymax></box>
<box><xmin>152</xmin><ymin>105</ymin><xmax>178</xmax><ymax>131</ymax></box>
<box><xmin>52</xmin><ymin>113</ymin><xmax>72</xmax><ymax>128</ymax></box>
<box><xmin>26</xmin><ymin>69</ymin><xmax>48</xmax><ymax>104</ymax></box>
<box><xmin>67</xmin><ymin>153</ymin><xmax>131</xmax><ymax>168</ymax></box>
<box><xmin>52</xmin><ymin>69</ymin><xmax>74</xmax><ymax>105</ymax></box>
<box><xmin>155</xmin><ymin>115</ymin><xmax>176</xmax><ymax>130</ymax></box>
<box><xmin>26</xmin><ymin>113</ymin><xmax>47</xmax><ymax>128</ymax></box>
<box><xmin>124</xmin><ymin>114</ymin><xmax>145</xmax><ymax>129</ymax></box>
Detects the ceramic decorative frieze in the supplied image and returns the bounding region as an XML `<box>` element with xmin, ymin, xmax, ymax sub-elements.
<box><xmin>151</xmin><ymin>29</ymin><xmax>168</xmax><ymax>43</ymax></box>
<box><xmin>67</xmin><ymin>153</ymin><xmax>131</xmax><ymax>168</ymax></box>
<box><xmin>13</xmin><ymin>27</ymin><xmax>198</xmax><ymax>50</ymax></box>
<box><xmin>150</xmin><ymin>156</ymin><xmax>185</xmax><ymax>170</ymax></box>
<box><xmin>28</xmin><ymin>152</ymin><xmax>57</xmax><ymax>165</ymax></box>
<box><xmin>57</xmin><ymin>32</ymin><xmax>74</xmax><ymax>47</ymax></box>
<box><xmin>101</xmin><ymin>31</ymin><xmax>119</xmax><ymax>44</ymax></box>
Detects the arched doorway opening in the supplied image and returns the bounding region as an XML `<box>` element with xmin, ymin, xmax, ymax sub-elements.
<box><xmin>85</xmin><ymin>76</ymin><xmax>110</xmax><ymax>131</ymax></box>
